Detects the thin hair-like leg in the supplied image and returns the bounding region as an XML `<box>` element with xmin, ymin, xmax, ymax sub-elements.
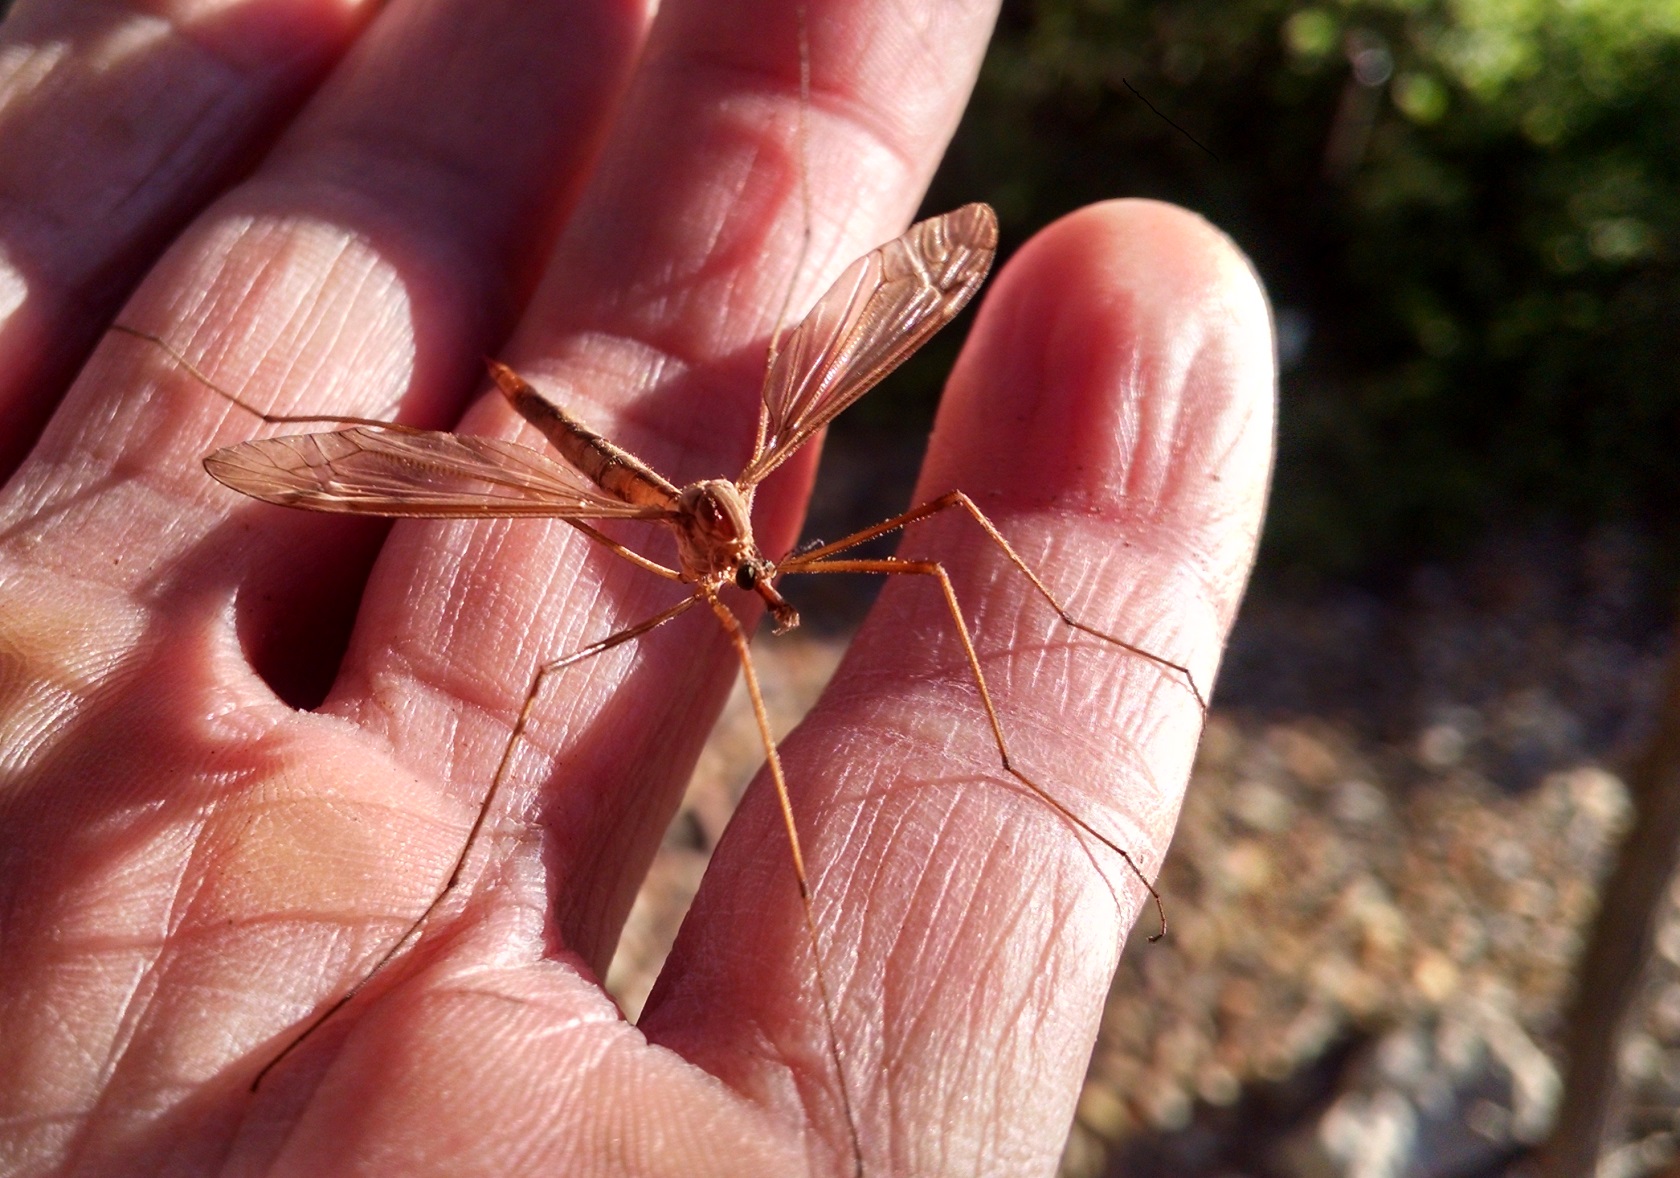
<box><xmin>117</xmin><ymin>325</ymin><xmax>691</xmax><ymax>584</ymax></box>
<box><xmin>747</xmin><ymin>0</ymin><xmax>814</xmax><ymax>479</ymax></box>
<box><xmin>703</xmin><ymin>591</ymin><xmax>864</xmax><ymax>1178</ymax></box>
<box><xmin>781</xmin><ymin>490</ymin><xmax>1207</xmax><ymax>713</ymax></box>
<box><xmin>110</xmin><ymin>324</ymin><xmax>403</xmax><ymax>428</ymax></box>
<box><xmin>788</xmin><ymin>556</ymin><xmax>1169</xmax><ymax>940</ymax></box>
<box><xmin>250</xmin><ymin>592</ymin><xmax>704</xmax><ymax>1089</ymax></box>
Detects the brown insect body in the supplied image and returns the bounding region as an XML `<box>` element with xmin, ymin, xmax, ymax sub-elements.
<box><xmin>489</xmin><ymin>358</ymin><xmax>681</xmax><ymax>510</ymax></box>
<box><xmin>484</xmin><ymin>360</ymin><xmax>797</xmax><ymax>627</ymax></box>
<box><xmin>671</xmin><ymin>479</ymin><xmax>792</xmax><ymax>617</ymax></box>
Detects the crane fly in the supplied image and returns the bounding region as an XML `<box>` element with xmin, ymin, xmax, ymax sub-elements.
<box><xmin>114</xmin><ymin>200</ymin><xmax>1203</xmax><ymax>1170</ymax></box>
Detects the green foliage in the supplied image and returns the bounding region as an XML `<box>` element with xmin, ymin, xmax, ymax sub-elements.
<box><xmin>919</xmin><ymin>0</ymin><xmax>1680</xmax><ymax>579</ymax></box>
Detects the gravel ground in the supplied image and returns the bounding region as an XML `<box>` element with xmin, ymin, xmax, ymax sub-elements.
<box><xmin>603</xmin><ymin>522</ymin><xmax>1680</xmax><ymax>1178</ymax></box>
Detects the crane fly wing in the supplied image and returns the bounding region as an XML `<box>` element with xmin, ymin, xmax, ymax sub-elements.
<box><xmin>739</xmin><ymin>203</ymin><xmax>998</xmax><ymax>488</ymax></box>
<box><xmin>204</xmin><ymin>426</ymin><xmax>676</xmax><ymax>519</ymax></box>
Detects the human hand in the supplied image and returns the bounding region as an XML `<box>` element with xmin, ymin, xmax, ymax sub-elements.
<box><xmin>0</xmin><ymin>0</ymin><xmax>1273</xmax><ymax>1174</ymax></box>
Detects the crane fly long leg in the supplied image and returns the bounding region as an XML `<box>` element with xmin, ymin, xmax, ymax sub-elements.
<box><xmin>702</xmin><ymin>592</ymin><xmax>863</xmax><ymax>1177</ymax></box>
<box><xmin>118</xmin><ymin>326</ymin><xmax>688</xmax><ymax>581</ymax></box>
<box><xmin>249</xmin><ymin>592</ymin><xmax>703</xmax><ymax>1091</ymax></box>
<box><xmin>780</xmin><ymin>491</ymin><xmax>1206</xmax><ymax>715</ymax></box>
<box><xmin>562</xmin><ymin>520</ymin><xmax>684</xmax><ymax>581</ymax></box>
<box><xmin>483</xmin><ymin>591</ymin><xmax>705</xmax><ymax>880</ymax></box>
<box><xmin>786</xmin><ymin>556</ymin><xmax>1169</xmax><ymax>941</ymax></box>
<box><xmin>111</xmin><ymin>324</ymin><xmax>403</xmax><ymax>429</ymax></box>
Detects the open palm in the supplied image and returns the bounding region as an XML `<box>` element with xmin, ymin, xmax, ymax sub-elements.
<box><xmin>0</xmin><ymin>0</ymin><xmax>1273</xmax><ymax>1174</ymax></box>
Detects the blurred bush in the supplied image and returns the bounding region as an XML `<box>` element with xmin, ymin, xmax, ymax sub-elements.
<box><xmin>912</xmin><ymin>0</ymin><xmax>1680</xmax><ymax>582</ymax></box>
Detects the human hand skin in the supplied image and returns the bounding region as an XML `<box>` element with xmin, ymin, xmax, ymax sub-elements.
<box><xmin>0</xmin><ymin>0</ymin><xmax>1275</xmax><ymax>1175</ymax></box>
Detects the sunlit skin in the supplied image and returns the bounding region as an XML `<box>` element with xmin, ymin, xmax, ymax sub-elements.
<box><xmin>182</xmin><ymin>207</ymin><xmax>1003</xmax><ymax>1138</ymax></box>
<box><xmin>0</xmin><ymin>0</ymin><xmax>1275</xmax><ymax>1175</ymax></box>
<box><xmin>180</xmin><ymin>200</ymin><xmax>1203</xmax><ymax>1160</ymax></box>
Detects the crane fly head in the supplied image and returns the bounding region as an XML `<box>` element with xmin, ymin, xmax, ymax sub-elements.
<box><xmin>674</xmin><ymin>479</ymin><xmax>799</xmax><ymax>632</ymax></box>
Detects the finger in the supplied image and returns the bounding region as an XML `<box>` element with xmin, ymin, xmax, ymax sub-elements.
<box><xmin>0</xmin><ymin>0</ymin><xmax>377</xmax><ymax>477</ymax></box>
<box><xmin>337</xmin><ymin>0</ymin><xmax>1003</xmax><ymax>974</ymax></box>
<box><xmin>647</xmin><ymin>200</ymin><xmax>1276</xmax><ymax>1171</ymax></box>
<box><xmin>0</xmin><ymin>0</ymin><xmax>648</xmax><ymax>1141</ymax></box>
<box><xmin>5</xmin><ymin>0</ymin><xmax>648</xmax><ymax>663</ymax></box>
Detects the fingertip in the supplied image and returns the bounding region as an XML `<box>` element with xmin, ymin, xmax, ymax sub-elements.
<box><xmin>924</xmin><ymin>198</ymin><xmax>1275</xmax><ymax>554</ymax></box>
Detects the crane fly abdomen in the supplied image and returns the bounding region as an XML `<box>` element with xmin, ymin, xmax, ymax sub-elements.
<box><xmin>487</xmin><ymin>359</ymin><xmax>680</xmax><ymax>511</ymax></box>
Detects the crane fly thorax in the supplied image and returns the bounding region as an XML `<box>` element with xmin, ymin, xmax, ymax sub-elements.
<box><xmin>672</xmin><ymin>478</ymin><xmax>798</xmax><ymax>632</ymax></box>
<box><xmin>674</xmin><ymin>479</ymin><xmax>760</xmax><ymax>582</ymax></box>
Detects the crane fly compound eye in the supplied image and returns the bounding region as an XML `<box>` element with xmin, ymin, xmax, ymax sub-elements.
<box><xmin>736</xmin><ymin>563</ymin><xmax>758</xmax><ymax>590</ymax></box>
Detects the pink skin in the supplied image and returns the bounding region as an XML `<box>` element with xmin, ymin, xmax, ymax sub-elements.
<box><xmin>0</xmin><ymin>0</ymin><xmax>1274</xmax><ymax>1175</ymax></box>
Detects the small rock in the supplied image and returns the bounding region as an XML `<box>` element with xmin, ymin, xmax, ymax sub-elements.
<box><xmin>1332</xmin><ymin>778</ymin><xmax>1389</xmax><ymax>825</ymax></box>
<box><xmin>1418</xmin><ymin>722</ymin><xmax>1468</xmax><ymax>769</ymax></box>
<box><xmin>1233</xmin><ymin>779</ymin><xmax>1297</xmax><ymax>832</ymax></box>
